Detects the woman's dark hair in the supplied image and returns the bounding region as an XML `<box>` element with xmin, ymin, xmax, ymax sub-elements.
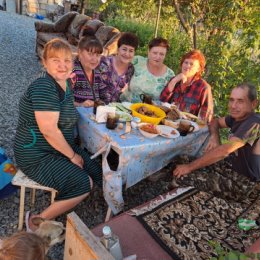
<box><xmin>117</xmin><ymin>32</ymin><xmax>139</xmax><ymax>50</ymax></box>
<box><xmin>78</xmin><ymin>26</ymin><xmax>103</xmax><ymax>54</ymax></box>
<box><xmin>148</xmin><ymin>37</ymin><xmax>170</xmax><ymax>51</ymax></box>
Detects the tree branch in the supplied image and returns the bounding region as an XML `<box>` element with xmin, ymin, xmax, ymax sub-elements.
<box><xmin>173</xmin><ymin>0</ymin><xmax>192</xmax><ymax>37</ymax></box>
<box><xmin>193</xmin><ymin>23</ymin><xmax>197</xmax><ymax>49</ymax></box>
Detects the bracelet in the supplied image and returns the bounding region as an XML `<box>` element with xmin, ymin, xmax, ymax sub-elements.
<box><xmin>69</xmin><ymin>152</ymin><xmax>76</xmax><ymax>160</ymax></box>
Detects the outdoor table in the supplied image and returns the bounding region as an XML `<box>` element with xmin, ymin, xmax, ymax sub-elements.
<box><xmin>77</xmin><ymin>107</ymin><xmax>209</xmax><ymax>215</ymax></box>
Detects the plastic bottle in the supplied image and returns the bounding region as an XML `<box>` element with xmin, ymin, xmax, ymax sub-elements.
<box><xmin>100</xmin><ymin>226</ymin><xmax>123</xmax><ymax>260</ymax></box>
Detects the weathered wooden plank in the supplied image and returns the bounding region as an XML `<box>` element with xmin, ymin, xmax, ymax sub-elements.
<box><xmin>64</xmin><ymin>212</ymin><xmax>115</xmax><ymax>260</ymax></box>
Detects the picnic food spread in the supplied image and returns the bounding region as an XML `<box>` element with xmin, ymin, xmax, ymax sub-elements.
<box><xmin>95</xmin><ymin>101</ymin><xmax>204</xmax><ymax>138</ymax></box>
<box><xmin>165</xmin><ymin>106</ymin><xmax>182</xmax><ymax>121</ymax></box>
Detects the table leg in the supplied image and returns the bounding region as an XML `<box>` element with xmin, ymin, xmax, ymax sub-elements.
<box><xmin>105</xmin><ymin>207</ymin><xmax>113</xmax><ymax>222</ymax></box>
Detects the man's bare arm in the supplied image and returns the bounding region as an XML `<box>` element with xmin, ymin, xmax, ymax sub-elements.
<box><xmin>205</xmin><ymin>117</ymin><xmax>227</xmax><ymax>152</ymax></box>
<box><xmin>174</xmin><ymin>136</ymin><xmax>245</xmax><ymax>178</ymax></box>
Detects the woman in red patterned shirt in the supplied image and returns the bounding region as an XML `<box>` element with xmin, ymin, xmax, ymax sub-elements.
<box><xmin>160</xmin><ymin>49</ymin><xmax>213</xmax><ymax>122</ymax></box>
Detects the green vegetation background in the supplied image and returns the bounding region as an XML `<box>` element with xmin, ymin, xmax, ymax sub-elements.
<box><xmin>85</xmin><ymin>0</ymin><xmax>259</xmax><ymax>117</ymax></box>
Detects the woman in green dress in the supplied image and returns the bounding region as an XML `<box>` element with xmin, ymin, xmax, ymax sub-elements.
<box><xmin>120</xmin><ymin>37</ymin><xmax>174</xmax><ymax>103</ymax></box>
<box><xmin>14</xmin><ymin>39</ymin><xmax>102</xmax><ymax>231</ymax></box>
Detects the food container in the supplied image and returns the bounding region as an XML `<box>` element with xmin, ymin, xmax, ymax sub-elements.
<box><xmin>130</xmin><ymin>103</ymin><xmax>166</xmax><ymax>125</ymax></box>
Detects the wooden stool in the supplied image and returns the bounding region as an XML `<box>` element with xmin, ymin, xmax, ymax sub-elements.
<box><xmin>12</xmin><ymin>169</ymin><xmax>57</xmax><ymax>231</ymax></box>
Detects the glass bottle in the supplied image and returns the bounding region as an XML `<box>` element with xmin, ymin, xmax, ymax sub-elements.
<box><xmin>100</xmin><ymin>226</ymin><xmax>123</xmax><ymax>260</ymax></box>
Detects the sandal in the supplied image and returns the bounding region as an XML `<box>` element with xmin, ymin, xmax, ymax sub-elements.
<box><xmin>25</xmin><ymin>211</ymin><xmax>33</xmax><ymax>233</ymax></box>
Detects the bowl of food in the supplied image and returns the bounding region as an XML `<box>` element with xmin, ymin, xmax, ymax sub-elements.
<box><xmin>131</xmin><ymin>103</ymin><xmax>166</xmax><ymax>125</ymax></box>
<box><xmin>138</xmin><ymin>123</ymin><xmax>160</xmax><ymax>138</ymax></box>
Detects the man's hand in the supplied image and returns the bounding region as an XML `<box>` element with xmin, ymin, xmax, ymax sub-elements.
<box><xmin>205</xmin><ymin>135</ymin><xmax>220</xmax><ymax>152</ymax></box>
<box><xmin>173</xmin><ymin>164</ymin><xmax>192</xmax><ymax>179</ymax></box>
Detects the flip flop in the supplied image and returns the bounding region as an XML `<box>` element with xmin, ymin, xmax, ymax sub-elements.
<box><xmin>25</xmin><ymin>211</ymin><xmax>33</xmax><ymax>233</ymax></box>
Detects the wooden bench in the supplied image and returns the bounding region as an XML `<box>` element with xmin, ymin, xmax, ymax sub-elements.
<box><xmin>11</xmin><ymin>169</ymin><xmax>57</xmax><ymax>230</ymax></box>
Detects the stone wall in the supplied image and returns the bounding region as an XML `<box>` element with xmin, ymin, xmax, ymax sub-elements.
<box><xmin>22</xmin><ymin>0</ymin><xmax>58</xmax><ymax>16</ymax></box>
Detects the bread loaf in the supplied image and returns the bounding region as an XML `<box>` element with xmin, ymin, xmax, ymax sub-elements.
<box><xmin>161</xmin><ymin>119</ymin><xmax>179</xmax><ymax>129</ymax></box>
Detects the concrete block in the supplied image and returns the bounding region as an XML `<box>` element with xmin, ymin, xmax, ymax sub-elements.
<box><xmin>6</xmin><ymin>0</ymin><xmax>16</xmax><ymax>13</ymax></box>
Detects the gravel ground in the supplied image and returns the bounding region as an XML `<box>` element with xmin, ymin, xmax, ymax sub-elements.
<box><xmin>0</xmin><ymin>10</ymin><xmax>173</xmax><ymax>259</ymax></box>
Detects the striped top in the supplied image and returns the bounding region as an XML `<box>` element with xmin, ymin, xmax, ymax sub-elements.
<box><xmin>14</xmin><ymin>72</ymin><xmax>78</xmax><ymax>167</ymax></box>
<box><xmin>14</xmin><ymin>72</ymin><xmax>103</xmax><ymax>200</ymax></box>
<box><xmin>71</xmin><ymin>58</ymin><xmax>102</xmax><ymax>103</ymax></box>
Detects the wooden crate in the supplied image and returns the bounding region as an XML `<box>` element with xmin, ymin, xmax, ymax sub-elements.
<box><xmin>64</xmin><ymin>212</ymin><xmax>115</xmax><ymax>260</ymax></box>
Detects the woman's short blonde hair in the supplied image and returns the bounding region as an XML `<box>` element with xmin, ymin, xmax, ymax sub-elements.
<box><xmin>0</xmin><ymin>232</ymin><xmax>45</xmax><ymax>260</ymax></box>
<box><xmin>42</xmin><ymin>38</ymin><xmax>72</xmax><ymax>60</ymax></box>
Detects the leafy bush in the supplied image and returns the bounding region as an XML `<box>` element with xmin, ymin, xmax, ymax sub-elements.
<box><xmin>100</xmin><ymin>0</ymin><xmax>259</xmax><ymax>117</ymax></box>
<box><xmin>209</xmin><ymin>241</ymin><xmax>259</xmax><ymax>260</ymax></box>
<box><xmin>105</xmin><ymin>16</ymin><xmax>154</xmax><ymax>49</ymax></box>
<box><xmin>104</xmin><ymin>17</ymin><xmax>190</xmax><ymax>72</ymax></box>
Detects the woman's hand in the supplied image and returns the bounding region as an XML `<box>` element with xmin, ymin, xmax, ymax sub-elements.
<box><xmin>82</xmin><ymin>100</ymin><xmax>94</xmax><ymax>107</ymax></box>
<box><xmin>74</xmin><ymin>100</ymin><xmax>94</xmax><ymax>107</ymax></box>
<box><xmin>35</xmin><ymin>111</ymin><xmax>84</xmax><ymax>167</ymax></box>
<box><xmin>175</xmin><ymin>73</ymin><xmax>187</xmax><ymax>84</ymax></box>
<box><xmin>70</xmin><ymin>153</ymin><xmax>84</xmax><ymax>169</ymax></box>
<box><xmin>167</xmin><ymin>73</ymin><xmax>187</xmax><ymax>92</ymax></box>
<box><xmin>121</xmin><ymin>83</ymin><xmax>129</xmax><ymax>93</ymax></box>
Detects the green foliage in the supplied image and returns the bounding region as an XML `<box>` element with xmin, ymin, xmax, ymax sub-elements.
<box><xmin>105</xmin><ymin>16</ymin><xmax>191</xmax><ymax>71</ymax></box>
<box><xmin>174</xmin><ymin>0</ymin><xmax>260</xmax><ymax>116</ymax></box>
<box><xmin>105</xmin><ymin>17</ymin><xmax>154</xmax><ymax>49</ymax></box>
<box><xmin>209</xmin><ymin>241</ymin><xmax>259</xmax><ymax>260</ymax></box>
<box><xmin>98</xmin><ymin>0</ymin><xmax>259</xmax><ymax>117</ymax></box>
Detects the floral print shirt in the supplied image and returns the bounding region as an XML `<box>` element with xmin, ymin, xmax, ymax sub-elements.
<box><xmin>120</xmin><ymin>56</ymin><xmax>174</xmax><ymax>103</ymax></box>
<box><xmin>98</xmin><ymin>56</ymin><xmax>134</xmax><ymax>104</ymax></box>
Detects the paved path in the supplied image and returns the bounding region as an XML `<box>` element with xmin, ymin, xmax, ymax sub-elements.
<box><xmin>0</xmin><ymin>11</ymin><xmax>173</xmax><ymax>260</ymax></box>
<box><xmin>0</xmin><ymin>10</ymin><xmax>41</xmax><ymax>160</ymax></box>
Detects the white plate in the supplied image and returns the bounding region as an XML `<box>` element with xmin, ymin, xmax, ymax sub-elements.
<box><xmin>180</xmin><ymin>111</ymin><xmax>198</xmax><ymax>120</ymax></box>
<box><xmin>116</xmin><ymin>111</ymin><xmax>133</xmax><ymax>122</ymax></box>
<box><xmin>138</xmin><ymin>123</ymin><xmax>159</xmax><ymax>138</ymax></box>
<box><xmin>176</xmin><ymin>119</ymin><xmax>200</xmax><ymax>132</ymax></box>
<box><xmin>157</xmin><ymin>125</ymin><xmax>180</xmax><ymax>138</ymax></box>
<box><xmin>160</xmin><ymin>102</ymin><xmax>172</xmax><ymax>108</ymax></box>
<box><xmin>121</xmin><ymin>102</ymin><xmax>133</xmax><ymax>111</ymax></box>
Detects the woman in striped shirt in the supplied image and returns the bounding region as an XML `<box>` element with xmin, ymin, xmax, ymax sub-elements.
<box><xmin>71</xmin><ymin>28</ymin><xmax>103</xmax><ymax>107</ymax></box>
<box><xmin>14</xmin><ymin>39</ymin><xmax>102</xmax><ymax>231</ymax></box>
